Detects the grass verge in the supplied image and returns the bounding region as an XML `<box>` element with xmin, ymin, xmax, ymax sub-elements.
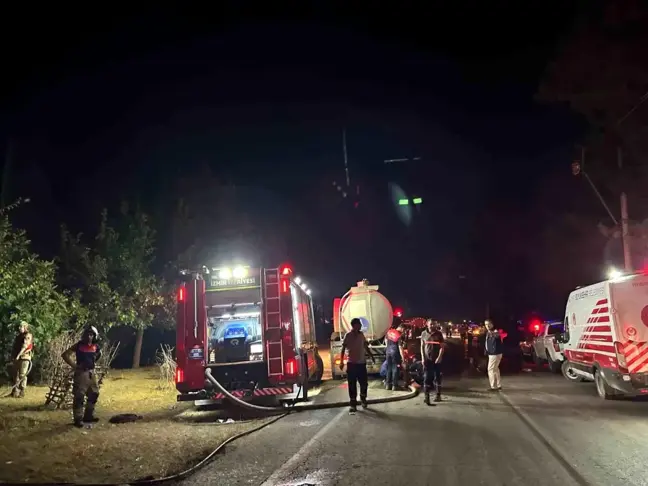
<box><xmin>0</xmin><ymin>367</ymin><xmax>272</xmax><ymax>484</ymax></box>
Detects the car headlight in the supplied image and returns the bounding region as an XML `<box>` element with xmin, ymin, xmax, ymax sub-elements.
<box><xmin>250</xmin><ymin>343</ymin><xmax>263</xmax><ymax>354</ymax></box>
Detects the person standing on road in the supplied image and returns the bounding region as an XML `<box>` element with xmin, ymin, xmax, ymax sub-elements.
<box><xmin>484</xmin><ymin>320</ymin><xmax>503</xmax><ymax>391</ymax></box>
<box><xmin>340</xmin><ymin>318</ymin><xmax>375</xmax><ymax>413</ymax></box>
<box><xmin>385</xmin><ymin>320</ymin><xmax>404</xmax><ymax>391</ymax></box>
<box><xmin>420</xmin><ymin>319</ymin><xmax>445</xmax><ymax>405</ymax></box>
<box><xmin>62</xmin><ymin>326</ymin><xmax>102</xmax><ymax>427</ymax></box>
<box><xmin>11</xmin><ymin>321</ymin><xmax>33</xmax><ymax>398</ymax></box>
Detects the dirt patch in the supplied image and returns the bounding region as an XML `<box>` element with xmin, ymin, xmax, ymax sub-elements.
<box><xmin>0</xmin><ymin>367</ymin><xmax>272</xmax><ymax>484</ymax></box>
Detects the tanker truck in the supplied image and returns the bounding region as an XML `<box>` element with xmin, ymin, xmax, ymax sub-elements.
<box><xmin>330</xmin><ymin>279</ymin><xmax>393</xmax><ymax>380</ymax></box>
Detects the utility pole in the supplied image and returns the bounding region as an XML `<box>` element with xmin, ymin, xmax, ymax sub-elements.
<box><xmin>573</xmin><ymin>146</ymin><xmax>632</xmax><ymax>272</ymax></box>
<box><xmin>618</xmin><ymin>147</ymin><xmax>632</xmax><ymax>272</ymax></box>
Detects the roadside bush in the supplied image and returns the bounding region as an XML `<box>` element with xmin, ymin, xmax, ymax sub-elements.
<box><xmin>0</xmin><ymin>217</ymin><xmax>73</xmax><ymax>383</ymax></box>
<box><xmin>155</xmin><ymin>344</ymin><xmax>176</xmax><ymax>390</ymax></box>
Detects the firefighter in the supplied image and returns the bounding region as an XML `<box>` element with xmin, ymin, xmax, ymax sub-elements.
<box><xmin>11</xmin><ymin>321</ymin><xmax>33</xmax><ymax>398</ymax></box>
<box><xmin>385</xmin><ymin>319</ymin><xmax>404</xmax><ymax>391</ymax></box>
<box><xmin>420</xmin><ymin>318</ymin><xmax>445</xmax><ymax>405</ymax></box>
<box><xmin>62</xmin><ymin>326</ymin><xmax>102</xmax><ymax>427</ymax></box>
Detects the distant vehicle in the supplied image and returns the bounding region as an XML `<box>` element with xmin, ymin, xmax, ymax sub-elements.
<box><xmin>560</xmin><ymin>272</ymin><xmax>648</xmax><ymax>399</ymax></box>
<box><xmin>330</xmin><ymin>279</ymin><xmax>393</xmax><ymax>379</ymax></box>
<box><xmin>175</xmin><ymin>264</ymin><xmax>323</xmax><ymax>405</ymax></box>
<box><xmin>525</xmin><ymin>321</ymin><xmax>565</xmax><ymax>373</ymax></box>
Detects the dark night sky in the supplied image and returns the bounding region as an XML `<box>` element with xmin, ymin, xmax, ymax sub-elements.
<box><xmin>0</xmin><ymin>3</ymin><xmax>590</xmax><ymax>320</ymax></box>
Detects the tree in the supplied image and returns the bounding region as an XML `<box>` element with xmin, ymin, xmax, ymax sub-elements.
<box><xmin>0</xmin><ymin>217</ymin><xmax>72</xmax><ymax>380</ymax></box>
<box><xmin>537</xmin><ymin>1</ymin><xmax>648</xmax><ymax>271</ymax></box>
<box><xmin>61</xmin><ymin>204</ymin><xmax>173</xmax><ymax>368</ymax></box>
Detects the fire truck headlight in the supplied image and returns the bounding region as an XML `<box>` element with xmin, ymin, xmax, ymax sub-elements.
<box><xmin>233</xmin><ymin>266</ymin><xmax>247</xmax><ymax>278</ymax></box>
<box><xmin>250</xmin><ymin>343</ymin><xmax>263</xmax><ymax>355</ymax></box>
<box><xmin>219</xmin><ymin>268</ymin><xmax>232</xmax><ymax>279</ymax></box>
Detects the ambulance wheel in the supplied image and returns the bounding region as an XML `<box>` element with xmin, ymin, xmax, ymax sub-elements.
<box><xmin>595</xmin><ymin>369</ymin><xmax>615</xmax><ymax>400</ymax></box>
<box><xmin>561</xmin><ymin>360</ymin><xmax>584</xmax><ymax>382</ymax></box>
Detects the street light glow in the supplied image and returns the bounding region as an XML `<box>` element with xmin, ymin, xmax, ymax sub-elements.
<box><xmin>608</xmin><ymin>267</ymin><xmax>622</xmax><ymax>280</ymax></box>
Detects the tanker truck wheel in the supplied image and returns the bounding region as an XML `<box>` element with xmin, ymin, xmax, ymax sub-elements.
<box><xmin>312</xmin><ymin>353</ymin><xmax>325</xmax><ymax>383</ymax></box>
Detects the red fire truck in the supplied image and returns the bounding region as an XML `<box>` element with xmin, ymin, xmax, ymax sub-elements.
<box><xmin>175</xmin><ymin>264</ymin><xmax>324</xmax><ymax>404</ymax></box>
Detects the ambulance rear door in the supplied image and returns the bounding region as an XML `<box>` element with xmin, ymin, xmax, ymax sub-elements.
<box><xmin>610</xmin><ymin>274</ymin><xmax>648</xmax><ymax>375</ymax></box>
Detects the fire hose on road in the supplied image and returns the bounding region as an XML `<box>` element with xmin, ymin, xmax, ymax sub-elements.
<box><xmin>35</xmin><ymin>370</ymin><xmax>418</xmax><ymax>486</ymax></box>
<box><xmin>204</xmin><ymin>367</ymin><xmax>419</xmax><ymax>413</ymax></box>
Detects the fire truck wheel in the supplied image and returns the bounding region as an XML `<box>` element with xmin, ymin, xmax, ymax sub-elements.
<box><xmin>594</xmin><ymin>369</ymin><xmax>616</xmax><ymax>400</ymax></box>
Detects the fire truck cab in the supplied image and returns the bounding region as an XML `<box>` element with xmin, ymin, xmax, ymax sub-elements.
<box><xmin>175</xmin><ymin>264</ymin><xmax>324</xmax><ymax>404</ymax></box>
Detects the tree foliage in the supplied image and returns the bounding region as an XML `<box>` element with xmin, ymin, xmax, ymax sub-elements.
<box><xmin>0</xmin><ymin>217</ymin><xmax>72</xmax><ymax>380</ymax></box>
<box><xmin>537</xmin><ymin>1</ymin><xmax>648</xmax><ymax>194</ymax></box>
<box><xmin>60</xmin><ymin>204</ymin><xmax>174</xmax><ymax>366</ymax></box>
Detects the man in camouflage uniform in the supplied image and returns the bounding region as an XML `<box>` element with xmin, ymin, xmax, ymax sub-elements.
<box><xmin>12</xmin><ymin>321</ymin><xmax>34</xmax><ymax>398</ymax></box>
<box><xmin>62</xmin><ymin>326</ymin><xmax>102</xmax><ymax>427</ymax></box>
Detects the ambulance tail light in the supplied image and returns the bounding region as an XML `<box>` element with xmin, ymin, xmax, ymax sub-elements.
<box><xmin>614</xmin><ymin>342</ymin><xmax>629</xmax><ymax>372</ymax></box>
<box><xmin>175</xmin><ymin>366</ymin><xmax>185</xmax><ymax>384</ymax></box>
<box><xmin>177</xmin><ymin>285</ymin><xmax>185</xmax><ymax>303</ymax></box>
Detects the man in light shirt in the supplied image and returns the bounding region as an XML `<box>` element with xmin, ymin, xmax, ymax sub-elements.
<box><xmin>340</xmin><ymin>318</ymin><xmax>375</xmax><ymax>413</ymax></box>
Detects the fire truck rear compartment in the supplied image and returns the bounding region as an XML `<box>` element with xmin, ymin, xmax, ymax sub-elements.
<box><xmin>207</xmin><ymin>309</ymin><xmax>264</xmax><ymax>364</ymax></box>
<box><xmin>206</xmin><ymin>360</ymin><xmax>271</xmax><ymax>391</ymax></box>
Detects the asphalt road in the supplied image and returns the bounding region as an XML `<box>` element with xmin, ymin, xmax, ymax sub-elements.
<box><xmin>174</xmin><ymin>341</ymin><xmax>648</xmax><ymax>486</ymax></box>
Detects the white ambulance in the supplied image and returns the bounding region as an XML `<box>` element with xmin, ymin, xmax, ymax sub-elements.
<box><xmin>561</xmin><ymin>272</ymin><xmax>648</xmax><ymax>399</ymax></box>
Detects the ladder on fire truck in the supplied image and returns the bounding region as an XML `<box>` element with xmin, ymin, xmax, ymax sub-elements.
<box><xmin>263</xmin><ymin>268</ymin><xmax>284</xmax><ymax>379</ymax></box>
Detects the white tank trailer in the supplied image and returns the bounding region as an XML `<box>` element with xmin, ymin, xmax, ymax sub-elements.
<box><xmin>330</xmin><ymin>280</ymin><xmax>394</xmax><ymax>379</ymax></box>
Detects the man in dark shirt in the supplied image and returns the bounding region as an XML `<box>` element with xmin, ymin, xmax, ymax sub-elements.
<box><xmin>62</xmin><ymin>326</ymin><xmax>102</xmax><ymax>427</ymax></box>
<box><xmin>420</xmin><ymin>319</ymin><xmax>445</xmax><ymax>405</ymax></box>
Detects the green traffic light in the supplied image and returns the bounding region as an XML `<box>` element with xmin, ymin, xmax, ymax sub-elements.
<box><xmin>398</xmin><ymin>199</ymin><xmax>409</xmax><ymax>206</ymax></box>
<box><xmin>413</xmin><ymin>198</ymin><xmax>423</xmax><ymax>205</ymax></box>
